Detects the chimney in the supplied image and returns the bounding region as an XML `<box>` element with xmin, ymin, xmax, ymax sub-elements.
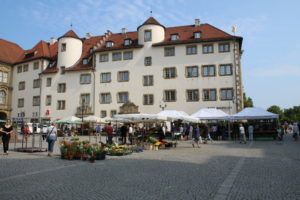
<box><xmin>85</xmin><ymin>33</ymin><xmax>93</xmax><ymax>39</ymax></box>
<box><xmin>50</xmin><ymin>37</ymin><xmax>57</xmax><ymax>45</ymax></box>
<box><xmin>195</xmin><ymin>19</ymin><xmax>200</xmax><ymax>26</ymax></box>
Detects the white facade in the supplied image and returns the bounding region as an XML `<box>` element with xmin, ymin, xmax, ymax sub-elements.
<box><xmin>10</xmin><ymin>18</ymin><xmax>243</xmax><ymax>122</ymax></box>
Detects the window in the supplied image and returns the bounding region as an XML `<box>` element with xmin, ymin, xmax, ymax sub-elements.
<box><xmin>33</xmin><ymin>96</ymin><xmax>40</xmax><ymax>106</ymax></box>
<box><xmin>106</xmin><ymin>41</ymin><xmax>113</xmax><ymax>48</ymax></box>
<box><xmin>57</xmin><ymin>83</ymin><xmax>66</xmax><ymax>93</ymax></box>
<box><xmin>145</xmin><ymin>30</ymin><xmax>152</xmax><ymax>41</ymax></box>
<box><xmin>186</xmin><ymin>45</ymin><xmax>197</xmax><ymax>55</ymax></box>
<box><xmin>220</xmin><ymin>88</ymin><xmax>233</xmax><ymax>100</ymax></box>
<box><xmin>110</xmin><ymin>110</ymin><xmax>117</xmax><ymax>118</ymax></box>
<box><xmin>144</xmin><ymin>56</ymin><xmax>152</xmax><ymax>66</ymax></box>
<box><xmin>83</xmin><ymin>59</ymin><xmax>88</xmax><ymax>65</ymax></box>
<box><xmin>46</xmin><ymin>78</ymin><xmax>52</xmax><ymax>87</ymax></box>
<box><xmin>57</xmin><ymin>100</ymin><xmax>66</xmax><ymax>110</ymax></box>
<box><xmin>100</xmin><ymin>93</ymin><xmax>111</xmax><ymax>104</ymax></box>
<box><xmin>18</xmin><ymin>81</ymin><xmax>25</xmax><ymax>90</ymax></box>
<box><xmin>203</xmin><ymin>44</ymin><xmax>214</xmax><ymax>54</ymax></box>
<box><xmin>202</xmin><ymin>65</ymin><xmax>216</xmax><ymax>77</ymax></box>
<box><xmin>194</xmin><ymin>32</ymin><xmax>201</xmax><ymax>39</ymax></box>
<box><xmin>187</xmin><ymin>89</ymin><xmax>199</xmax><ymax>102</ymax></box>
<box><xmin>0</xmin><ymin>71</ymin><xmax>8</xmax><ymax>83</ymax></box>
<box><xmin>171</xmin><ymin>34</ymin><xmax>179</xmax><ymax>41</ymax></box>
<box><xmin>203</xmin><ymin>89</ymin><xmax>217</xmax><ymax>101</ymax></box>
<box><xmin>80</xmin><ymin>94</ymin><xmax>90</xmax><ymax>105</ymax></box>
<box><xmin>219</xmin><ymin>43</ymin><xmax>230</xmax><ymax>52</ymax></box>
<box><xmin>17</xmin><ymin>66</ymin><xmax>22</xmax><ymax>73</ymax></box>
<box><xmin>33</xmin><ymin>62</ymin><xmax>39</xmax><ymax>70</ymax></box>
<box><xmin>164</xmin><ymin>67</ymin><xmax>176</xmax><ymax>79</ymax></box>
<box><xmin>23</xmin><ymin>64</ymin><xmax>28</xmax><ymax>72</ymax></box>
<box><xmin>25</xmin><ymin>52</ymin><xmax>35</xmax><ymax>58</ymax></box>
<box><xmin>61</xmin><ymin>43</ymin><xmax>66</xmax><ymax>52</ymax></box>
<box><xmin>112</xmin><ymin>52</ymin><xmax>122</xmax><ymax>61</ymax></box>
<box><xmin>123</xmin><ymin>51</ymin><xmax>133</xmax><ymax>60</ymax></box>
<box><xmin>220</xmin><ymin>64</ymin><xmax>233</xmax><ymax>76</ymax></box>
<box><xmin>186</xmin><ymin>66</ymin><xmax>199</xmax><ymax>78</ymax></box>
<box><xmin>60</xmin><ymin>66</ymin><xmax>65</xmax><ymax>74</ymax></box>
<box><xmin>18</xmin><ymin>98</ymin><xmax>24</xmax><ymax>108</ymax></box>
<box><xmin>101</xmin><ymin>110</ymin><xmax>107</xmax><ymax>118</ymax></box>
<box><xmin>99</xmin><ymin>54</ymin><xmax>109</xmax><ymax>62</ymax></box>
<box><xmin>46</xmin><ymin>95</ymin><xmax>51</xmax><ymax>106</ymax></box>
<box><xmin>164</xmin><ymin>90</ymin><xmax>176</xmax><ymax>102</ymax></box>
<box><xmin>143</xmin><ymin>94</ymin><xmax>154</xmax><ymax>105</ymax></box>
<box><xmin>80</xmin><ymin>74</ymin><xmax>91</xmax><ymax>84</ymax></box>
<box><xmin>118</xmin><ymin>71</ymin><xmax>129</xmax><ymax>82</ymax></box>
<box><xmin>100</xmin><ymin>72</ymin><xmax>111</xmax><ymax>83</ymax></box>
<box><xmin>0</xmin><ymin>91</ymin><xmax>6</xmax><ymax>104</ymax></box>
<box><xmin>118</xmin><ymin>92</ymin><xmax>129</xmax><ymax>103</ymax></box>
<box><xmin>33</xmin><ymin>79</ymin><xmax>40</xmax><ymax>88</ymax></box>
<box><xmin>164</xmin><ymin>47</ymin><xmax>175</xmax><ymax>56</ymax></box>
<box><xmin>124</xmin><ymin>39</ymin><xmax>132</xmax><ymax>46</ymax></box>
<box><xmin>143</xmin><ymin>75</ymin><xmax>154</xmax><ymax>86</ymax></box>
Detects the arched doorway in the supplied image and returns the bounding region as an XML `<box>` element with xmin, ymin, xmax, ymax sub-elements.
<box><xmin>0</xmin><ymin>112</ymin><xmax>7</xmax><ymax>120</ymax></box>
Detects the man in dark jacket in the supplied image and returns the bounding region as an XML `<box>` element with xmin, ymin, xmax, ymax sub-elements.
<box><xmin>120</xmin><ymin>125</ymin><xmax>128</xmax><ymax>145</ymax></box>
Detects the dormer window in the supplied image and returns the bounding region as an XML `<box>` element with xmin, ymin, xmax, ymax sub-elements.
<box><xmin>83</xmin><ymin>59</ymin><xmax>88</xmax><ymax>65</ymax></box>
<box><xmin>194</xmin><ymin>32</ymin><xmax>201</xmax><ymax>39</ymax></box>
<box><xmin>124</xmin><ymin>39</ymin><xmax>132</xmax><ymax>46</ymax></box>
<box><xmin>171</xmin><ymin>34</ymin><xmax>179</xmax><ymax>41</ymax></box>
<box><xmin>24</xmin><ymin>52</ymin><xmax>35</xmax><ymax>59</ymax></box>
<box><xmin>106</xmin><ymin>41</ymin><xmax>113</xmax><ymax>48</ymax></box>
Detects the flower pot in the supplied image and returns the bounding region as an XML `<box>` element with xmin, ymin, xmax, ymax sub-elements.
<box><xmin>96</xmin><ymin>154</ymin><xmax>106</xmax><ymax>160</ymax></box>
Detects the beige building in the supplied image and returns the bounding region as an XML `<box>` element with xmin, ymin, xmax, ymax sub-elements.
<box><xmin>1</xmin><ymin>17</ymin><xmax>244</xmax><ymax>122</ymax></box>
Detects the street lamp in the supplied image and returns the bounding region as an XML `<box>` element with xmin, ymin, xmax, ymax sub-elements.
<box><xmin>81</xmin><ymin>98</ymin><xmax>85</xmax><ymax>135</ymax></box>
<box><xmin>159</xmin><ymin>101</ymin><xmax>167</xmax><ymax>111</ymax></box>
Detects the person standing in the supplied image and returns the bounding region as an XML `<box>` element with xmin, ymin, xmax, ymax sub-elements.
<box><xmin>106</xmin><ymin>123</ymin><xmax>113</xmax><ymax>144</ymax></box>
<box><xmin>128</xmin><ymin>125</ymin><xmax>133</xmax><ymax>145</ymax></box>
<box><xmin>192</xmin><ymin>125</ymin><xmax>201</xmax><ymax>148</ymax></box>
<box><xmin>239</xmin><ymin>124</ymin><xmax>246</xmax><ymax>144</ymax></box>
<box><xmin>248</xmin><ymin>124</ymin><xmax>254</xmax><ymax>141</ymax></box>
<box><xmin>179</xmin><ymin>125</ymin><xmax>184</xmax><ymax>140</ymax></box>
<box><xmin>120</xmin><ymin>124</ymin><xmax>128</xmax><ymax>145</ymax></box>
<box><xmin>189</xmin><ymin>124</ymin><xmax>193</xmax><ymax>140</ymax></box>
<box><xmin>0</xmin><ymin>120</ymin><xmax>14</xmax><ymax>155</ymax></box>
<box><xmin>292</xmin><ymin>122</ymin><xmax>299</xmax><ymax>141</ymax></box>
<box><xmin>46</xmin><ymin>123</ymin><xmax>57</xmax><ymax>157</ymax></box>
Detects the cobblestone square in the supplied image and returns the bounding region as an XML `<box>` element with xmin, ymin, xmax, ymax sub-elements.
<box><xmin>1</xmin><ymin>135</ymin><xmax>300</xmax><ymax>200</ymax></box>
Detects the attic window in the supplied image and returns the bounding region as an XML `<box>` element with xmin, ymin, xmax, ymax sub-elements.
<box><xmin>124</xmin><ymin>39</ymin><xmax>132</xmax><ymax>46</ymax></box>
<box><xmin>171</xmin><ymin>34</ymin><xmax>179</xmax><ymax>41</ymax></box>
<box><xmin>24</xmin><ymin>52</ymin><xmax>35</xmax><ymax>59</ymax></box>
<box><xmin>83</xmin><ymin>59</ymin><xmax>88</xmax><ymax>65</ymax></box>
<box><xmin>106</xmin><ymin>41</ymin><xmax>113</xmax><ymax>48</ymax></box>
<box><xmin>194</xmin><ymin>32</ymin><xmax>201</xmax><ymax>39</ymax></box>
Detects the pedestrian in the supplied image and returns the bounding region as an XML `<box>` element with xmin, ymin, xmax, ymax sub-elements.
<box><xmin>211</xmin><ymin>124</ymin><xmax>217</xmax><ymax>140</ymax></box>
<box><xmin>288</xmin><ymin>123</ymin><xmax>293</xmax><ymax>134</ymax></box>
<box><xmin>0</xmin><ymin>119</ymin><xmax>14</xmax><ymax>155</ymax></box>
<box><xmin>283</xmin><ymin>121</ymin><xmax>288</xmax><ymax>134</ymax></box>
<box><xmin>292</xmin><ymin>122</ymin><xmax>299</xmax><ymax>141</ymax></box>
<box><xmin>192</xmin><ymin>125</ymin><xmax>201</xmax><ymax>148</ymax></box>
<box><xmin>184</xmin><ymin>125</ymin><xmax>189</xmax><ymax>140</ymax></box>
<box><xmin>189</xmin><ymin>124</ymin><xmax>193</xmax><ymax>140</ymax></box>
<box><xmin>203</xmin><ymin>123</ymin><xmax>209</xmax><ymax>144</ymax></box>
<box><xmin>239</xmin><ymin>123</ymin><xmax>246</xmax><ymax>144</ymax></box>
<box><xmin>120</xmin><ymin>124</ymin><xmax>128</xmax><ymax>145</ymax></box>
<box><xmin>42</xmin><ymin>125</ymin><xmax>48</xmax><ymax>141</ymax></box>
<box><xmin>105</xmin><ymin>123</ymin><xmax>113</xmax><ymax>145</ymax></box>
<box><xmin>179</xmin><ymin>125</ymin><xmax>184</xmax><ymax>140</ymax></box>
<box><xmin>46</xmin><ymin>123</ymin><xmax>57</xmax><ymax>157</ymax></box>
<box><xmin>217</xmin><ymin>125</ymin><xmax>223</xmax><ymax>140</ymax></box>
<box><xmin>248</xmin><ymin>124</ymin><xmax>254</xmax><ymax>141</ymax></box>
<box><xmin>128</xmin><ymin>124</ymin><xmax>133</xmax><ymax>145</ymax></box>
<box><xmin>207</xmin><ymin>125</ymin><xmax>213</xmax><ymax>142</ymax></box>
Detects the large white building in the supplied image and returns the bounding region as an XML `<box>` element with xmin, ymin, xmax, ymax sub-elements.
<box><xmin>4</xmin><ymin>17</ymin><xmax>244</xmax><ymax>122</ymax></box>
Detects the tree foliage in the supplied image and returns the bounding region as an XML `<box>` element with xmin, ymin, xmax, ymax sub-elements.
<box><xmin>243</xmin><ymin>93</ymin><xmax>254</xmax><ymax>108</ymax></box>
<box><xmin>267</xmin><ymin>105</ymin><xmax>300</xmax><ymax>123</ymax></box>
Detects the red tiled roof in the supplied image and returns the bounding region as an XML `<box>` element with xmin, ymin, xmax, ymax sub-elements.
<box><xmin>42</xmin><ymin>66</ymin><xmax>58</xmax><ymax>74</ymax></box>
<box><xmin>59</xmin><ymin>30</ymin><xmax>80</xmax><ymax>39</ymax></box>
<box><xmin>0</xmin><ymin>39</ymin><xmax>24</xmax><ymax>64</ymax></box>
<box><xmin>138</xmin><ymin>17</ymin><xmax>165</xmax><ymax>30</ymax></box>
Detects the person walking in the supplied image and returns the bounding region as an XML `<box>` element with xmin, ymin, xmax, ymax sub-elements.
<box><xmin>128</xmin><ymin>124</ymin><xmax>133</xmax><ymax>145</ymax></box>
<box><xmin>292</xmin><ymin>122</ymin><xmax>299</xmax><ymax>141</ymax></box>
<box><xmin>105</xmin><ymin>123</ymin><xmax>113</xmax><ymax>145</ymax></box>
<box><xmin>248</xmin><ymin>124</ymin><xmax>254</xmax><ymax>141</ymax></box>
<box><xmin>239</xmin><ymin>124</ymin><xmax>246</xmax><ymax>144</ymax></box>
<box><xmin>0</xmin><ymin>119</ymin><xmax>14</xmax><ymax>155</ymax></box>
<box><xmin>46</xmin><ymin>123</ymin><xmax>57</xmax><ymax>157</ymax></box>
<box><xmin>179</xmin><ymin>125</ymin><xmax>184</xmax><ymax>140</ymax></box>
<box><xmin>192</xmin><ymin>125</ymin><xmax>201</xmax><ymax>148</ymax></box>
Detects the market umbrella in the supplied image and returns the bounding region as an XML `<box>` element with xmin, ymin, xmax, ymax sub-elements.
<box><xmin>113</xmin><ymin>113</ymin><xmax>167</xmax><ymax>123</ymax></box>
<box><xmin>157</xmin><ymin>110</ymin><xmax>199</xmax><ymax>123</ymax></box>
<box><xmin>191</xmin><ymin>108</ymin><xmax>229</xmax><ymax>120</ymax></box>
<box><xmin>83</xmin><ymin>115</ymin><xmax>106</xmax><ymax>123</ymax></box>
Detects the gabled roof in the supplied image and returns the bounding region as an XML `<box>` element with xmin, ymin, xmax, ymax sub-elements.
<box><xmin>0</xmin><ymin>39</ymin><xmax>24</xmax><ymax>64</ymax></box>
<box><xmin>138</xmin><ymin>17</ymin><xmax>165</xmax><ymax>30</ymax></box>
<box><xmin>59</xmin><ymin>30</ymin><xmax>80</xmax><ymax>40</ymax></box>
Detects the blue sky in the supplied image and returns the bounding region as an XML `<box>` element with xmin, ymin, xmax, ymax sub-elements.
<box><xmin>1</xmin><ymin>0</ymin><xmax>299</xmax><ymax>109</ymax></box>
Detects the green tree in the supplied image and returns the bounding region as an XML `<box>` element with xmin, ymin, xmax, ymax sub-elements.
<box><xmin>267</xmin><ymin>105</ymin><xmax>283</xmax><ymax>120</ymax></box>
<box><xmin>283</xmin><ymin>106</ymin><xmax>300</xmax><ymax>122</ymax></box>
<box><xmin>243</xmin><ymin>93</ymin><xmax>254</xmax><ymax>108</ymax></box>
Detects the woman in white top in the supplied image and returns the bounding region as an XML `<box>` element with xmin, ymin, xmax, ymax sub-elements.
<box><xmin>239</xmin><ymin>124</ymin><xmax>246</xmax><ymax>144</ymax></box>
<box><xmin>47</xmin><ymin>123</ymin><xmax>57</xmax><ymax>156</ymax></box>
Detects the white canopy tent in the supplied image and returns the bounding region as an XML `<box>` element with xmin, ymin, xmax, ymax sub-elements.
<box><xmin>191</xmin><ymin>108</ymin><xmax>229</xmax><ymax>120</ymax></box>
<box><xmin>157</xmin><ymin>110</ymin><xmax>199</xmax><ymax>123</ymax></box>
<box><xmin>230</xmin><ymin>107</ymin><xmax>279</xmax><ymax>120</ymax></box>
<box><xmin>83</xmin><ymin>115</ymin><xmax>106</xmax><ymax>123</ymax></box>
<box><xmin>113</xmin><ymin>113</ymin><xmax>168</xmax><ymax>123</ymax></box>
